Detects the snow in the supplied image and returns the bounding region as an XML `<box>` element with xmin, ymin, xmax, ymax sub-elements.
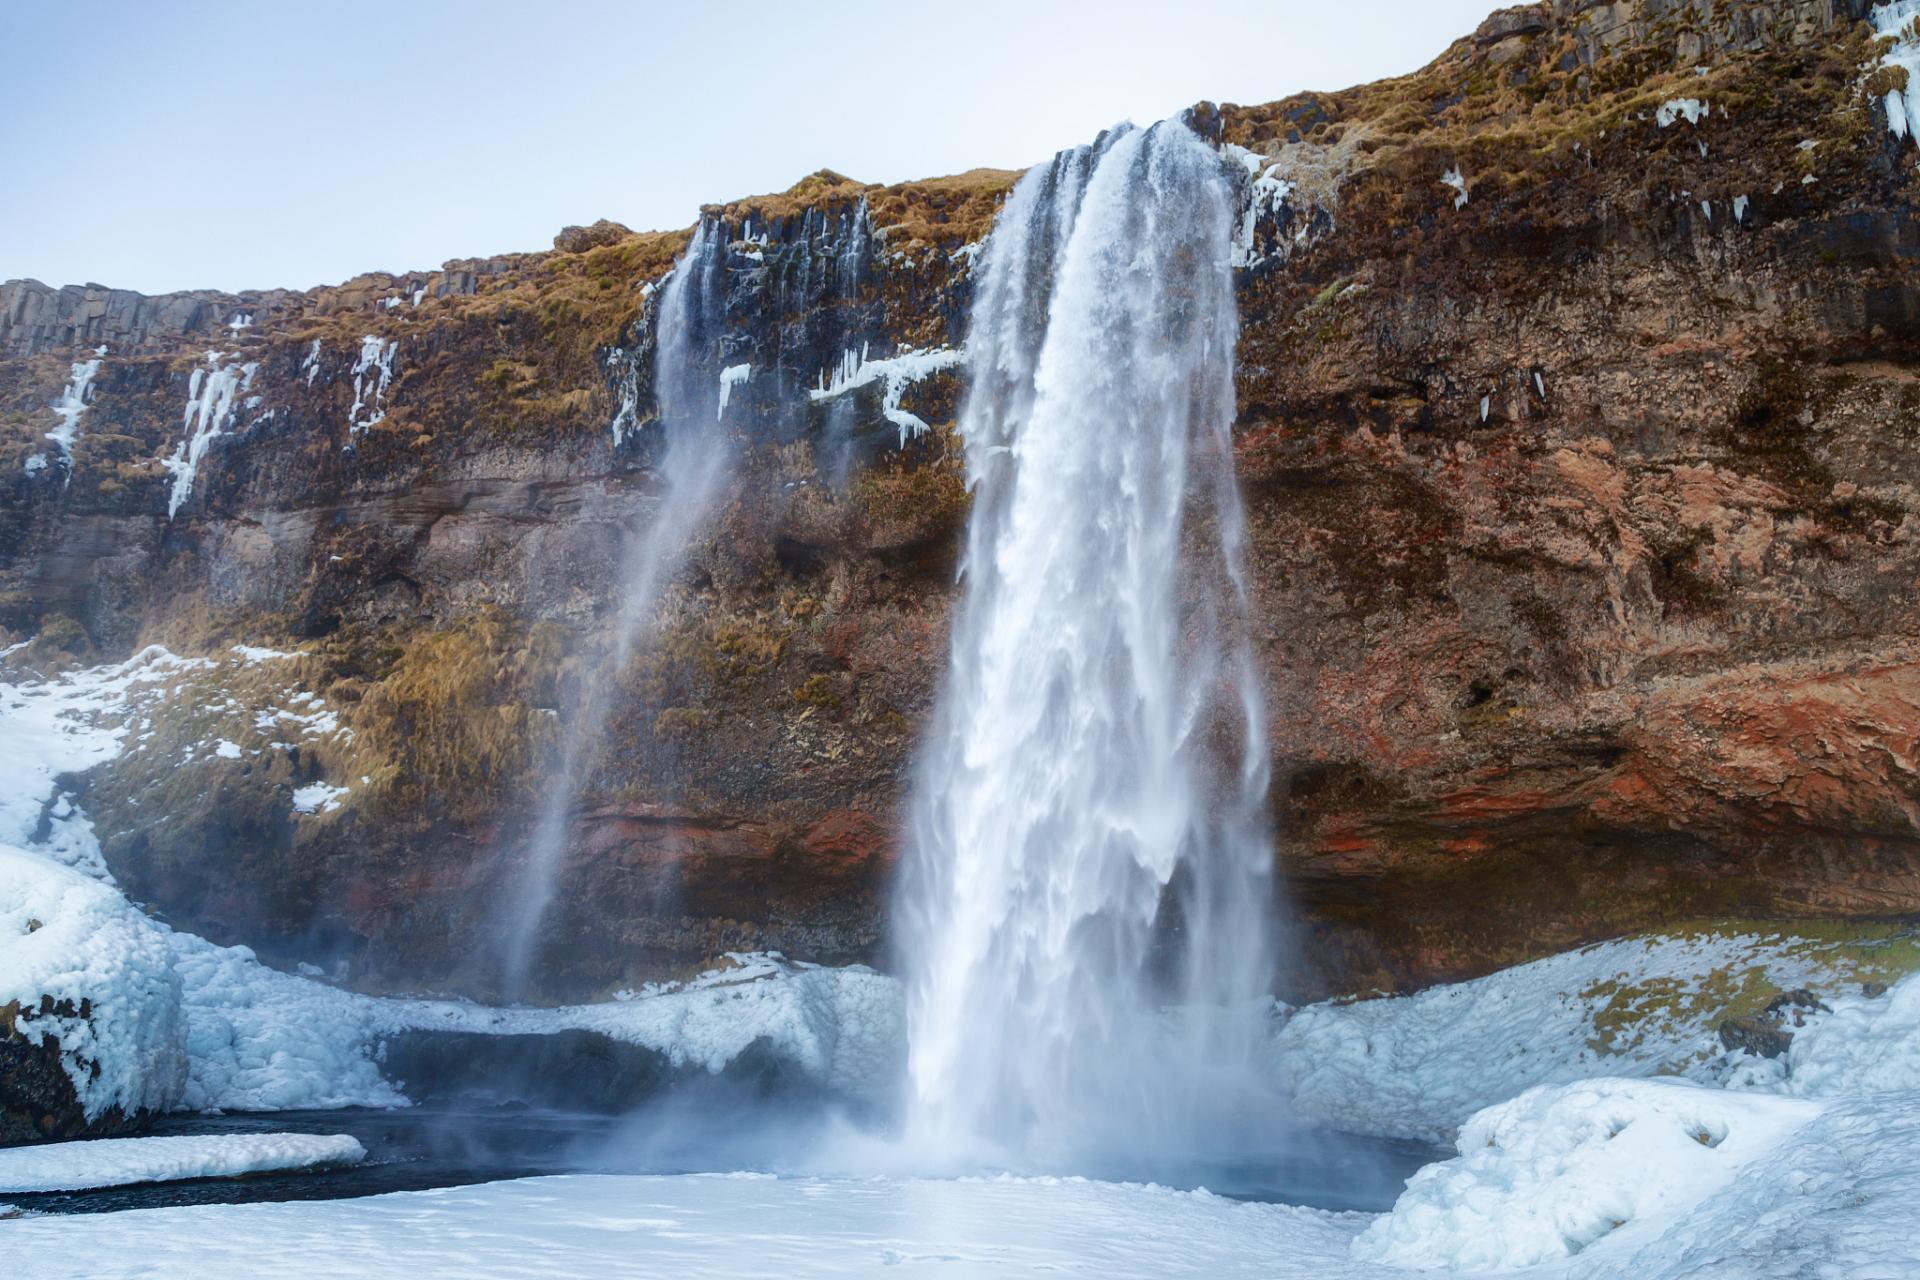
<box><xmin>1733</xmin><ymin>193</ymin><xmax>1749</xmax><ymax>223</ymax></box>
<box><xmin>43</xmin><ymin>347</ymin><xmax>105</xmax><ymax>476</ymax></box>
<box><xmin>302</xmin><ymin>338</ymin><xmax>323</xmax><ymax>386</ymax></box>
<box><xmin>717</xmin><ymin>362</ymin><xmax>752</xmax><ymax>417</ymax></box>
<box><xmin>1263</xmin><ymin>924</ymin><xmax>1918</xmax><ymax>1145</ymax></box>
<box><xmin>347</xmin><ymin>334</ymin><xmax>398</xmax><ymax>433</ymax></box>
<box><xmin>1352</xmin><ymin>1078</ymin><xmax>1822</xmax><ymax>1270</ymax></box>
<box><xmin>0</xmin><ymin>1132</ymin><xmax>363</xmax><ymax>1193</ymax></box>
<box><xmin>1874</xmin><ymin>0</ymin><xmax>1920</xmax><ymax>141</ymax></box>
<box><xmin>0</xmin><ymin>846</ymin><xmax>188</xmax><ymax>1123</ymax></box>
<box><xmin>290</xmin><ymin>782</ymin><xmax>349</xmax><ymax>814</ymax></box>
<box><xmin>809</xmin><ymin>344</ymin><xmax>963</xmax><ymax>447</ymax></box>
<box><xmin>161</xmin><ymin>353</ymin><xmax>258</xmax><ymax>519</ymax></box>
<box><xmin>1735</xmin><ymin>969</ymin><xmax>1920</xmax><ymax>1097</ymax></box>
<box><xmin>1655</xmin><ymin>98</ymin><xmax>1708</xmax><ymax>127</ymax></box>
<box><xmin>230</xmin><ymin>644</ymin><xmax>300</xmax><ymax>663</ymax></box>
<box><xmin>1224</xmin><ymin>142</ymin><xmax>1298</xmax><ymax>269</ymax></box>
<box><xmin>1441</xmin><ymin>167</ymin><xmax>1468</xmax><ymax>208</ymax></box>
<box><xmin>0</xmin><ymin>1172</ymin><xmax>1389</xmax><ymax>1280</ymax></box>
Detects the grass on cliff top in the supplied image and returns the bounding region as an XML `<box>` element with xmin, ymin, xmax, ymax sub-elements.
<box><xmin>1220</xmin><ymin>14</ymin><xmax>1895</xmax><ymax>235</ymax></box>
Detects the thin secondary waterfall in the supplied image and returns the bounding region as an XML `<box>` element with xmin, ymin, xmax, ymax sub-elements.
<box><xmin>900</xmin><ymin>119</ymin><xmax>1274</xmax><ymax>1169</ymax></box>
<box><xmin>499</xmin><ymin>220</ymin><xmax>733</xmax><ymax>998</ymax></box>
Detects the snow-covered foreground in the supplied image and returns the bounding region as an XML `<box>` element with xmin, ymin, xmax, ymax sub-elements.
<box><xmin>10</xmin><ymin>649</ymin><xmax>1920</xmax><ymax>1275</ymax></box>
<box><xmin>2</xmin><ymin>1173</ymin><xmax>1380</xmax><ymax>1279</ymax></box>
<box><xmin>0</xmin><ymin>1133</ymin><xmax>363</xmax><ymax>1194</ymax></box>
<box><xmin>11</xmin><ymin>1097</ymin><xmax>1920</xmax><ymax>1280</ymax></box>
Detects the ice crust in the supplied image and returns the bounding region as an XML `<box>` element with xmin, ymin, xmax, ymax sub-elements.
<box><xmin>0</xmin><ymin>1132</ymin><xmax>364</xmax><ymax>1193</ymax></box>
<box><xmin>1352</xmin><ymin>1078</ymin><xmax>1822</xmax><ymax>1270</ymax></box>
<box><xmin>0</xmin><ymin>847</ymin><xmax>188</xmax><ymax>1124</ymax></box>
<box><xmin>1264</xmin><ymin>925</ymin><xmax>1917</xmax><ymax>1144</ymax></box>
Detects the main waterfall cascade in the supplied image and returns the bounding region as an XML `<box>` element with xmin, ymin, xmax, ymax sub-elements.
<box><xmin>900</xmin><ymin>120</ymin><xmax>1278</xmax><ymax>1171</ymax></box>
<box><xmin>498</xmin><ymin>220</ymin><xmax>734</xmax><ymax>998</ymax></box>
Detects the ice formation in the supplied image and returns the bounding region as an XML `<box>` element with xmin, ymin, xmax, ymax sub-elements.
<box><xmin>0</xmin><ymin>847</ymin><xmax>189</xmax><ymax>1124</ymax></box>
<box><xmin>161</xmin><ymin>353</ymin><xmax>259</xmax><ymax>519</ymax></box>
<box><xmin>1874</xmin><ymin>0</ymin><xmax>1920</xmax><ymax>140</ymax></box>
<box><xmin>347</xmin><ymin>335</ymin><xmax>398</xmax><ymax>433</ymax></box>
<box><xmin>808</xmin><ymin>343</ymin><xmax>963</xmax><ymax>446</ymax></box>
<box><xmin>1353</xmin><ymin>1078</ymin><xmax>1823</xmax><ymax>1270</ymax></box>
<box><xmin>41</xmin><ymin>347</ymin><xmax>106</xmax><ymax>481</ymax></box>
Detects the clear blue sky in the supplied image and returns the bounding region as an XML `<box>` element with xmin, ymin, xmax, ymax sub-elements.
<box><xmin>1</xmin><ymin>0</ymin><xmax>1498</xmax><ymax>296</ymax></box>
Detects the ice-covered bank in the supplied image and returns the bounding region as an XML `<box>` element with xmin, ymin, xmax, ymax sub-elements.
<box><xmin>0</xmin><ymin>1132</ymin><xmax>364</xmax><ymax>1194</ymax></box>
<box><xmin>0</xmin><ymin>647</ymin><xmax>902</xmax><ymax>1134</ymax></box>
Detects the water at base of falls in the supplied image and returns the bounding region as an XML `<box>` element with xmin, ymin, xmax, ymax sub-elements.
<box><xmin>897</xmin><ymin>118</ymin><xmax>1281</xmax><ymax>1175</ymax></box>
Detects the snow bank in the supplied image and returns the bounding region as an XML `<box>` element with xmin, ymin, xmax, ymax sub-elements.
<box><xmin>1265</xmin><ymin>924</ymin><xmax>1914</xmax><ymax>1144</ymax></box>
<box><xmin>1729</xmin><ymin>968</ymin><xmax>1920</xmax><ymax>1098</ymax></box>
<box><xmin>0</xmin><ymin>846</ymin><xmax>187</xmax><ymax>1123</ymax></box>
<box><xmin>1562</xmin><ymin>1089</ymin><xmax>1920</xmax><ymax>1280</ymax></box>
<box><xmin>1352</xmin><ymin>1078</ymin><xmax>1821</xmax><ymax>1270</ymax></box>
<box><xmin>170</xmin><ymin>931</ymin><xmax>405</xmax><ymax>1112</ymax></box>
<box><xmin>0</xmin><ymin>1132</ymin><xmax>363</xmax><ymax>1193</ymax></box>
<box><xmin>378</xmin><ymin>953</ymin><xmax>905</xmax><ymax>1102</ymax></box>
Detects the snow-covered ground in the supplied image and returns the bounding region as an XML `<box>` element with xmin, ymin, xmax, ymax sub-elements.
<box><xmin>2</xmin><ymin>1173</ymin><xmax>1384</xmax><ymax>1279</ymax></box>
<box><xmin>1267</xmin><ymin>923</ymin><xmax>1920</xmax><ymax>1143</ymax></box>
<box><xmin>0</xmin><ymin>1133</ymin><xmax>363</xmax><ymax>1194</ymax></box>
<box><xmin>9</xmin><ymin>649</ymin><xmax>1920</xmax><ymax>1277</ymax></box>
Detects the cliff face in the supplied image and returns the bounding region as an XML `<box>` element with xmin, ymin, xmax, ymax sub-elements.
<box><xmin>5</xmin><ymin>0</ymin><xmax>1919</xmax><ymax>1002</ymax></box>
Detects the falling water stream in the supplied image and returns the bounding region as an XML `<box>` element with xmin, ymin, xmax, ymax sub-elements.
<box><xmin>900</xmin><ymin>119</ymin><xmax>1279</xmax><ymax>1174</ymax></box>
<box><xmin>498</xmin><ymin>220</ymin><xmax>734</xmax><ymax>999</ymax></box>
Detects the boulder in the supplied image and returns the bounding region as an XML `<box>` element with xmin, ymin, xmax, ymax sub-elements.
<box><xmin>552</xmin><ymin>219</ymin><xmax>633</xmax><ymax>254</ymax></box>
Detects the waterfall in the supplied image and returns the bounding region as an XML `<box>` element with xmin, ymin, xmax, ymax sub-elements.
<box><xmin>899</xmin><ymin>119</ymin><xmax>1275</xmax><ymax>1170</ymax></box>
<box><xmin>498</xmin><ymin>219</ymin><xmax>733</xmax><ymax>998</ymax></box>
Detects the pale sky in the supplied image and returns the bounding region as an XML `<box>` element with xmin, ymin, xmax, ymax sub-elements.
<box><xmin>2</xmin><ymin>0</ymin><xmax>1497</xmax><ymax>296</ymax></box>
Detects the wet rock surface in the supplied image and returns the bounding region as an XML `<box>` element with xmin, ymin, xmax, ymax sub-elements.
<box><xmin>5</xmin><ymin>1</ymin><xmax>1920</xmax><ymax>1001</ymax></box>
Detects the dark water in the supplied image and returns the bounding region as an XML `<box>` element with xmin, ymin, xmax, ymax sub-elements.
<box><xmin>4</xmin><ymin>1102</ymin><xmax>1443</xmax><ymax>1217</ymax></box>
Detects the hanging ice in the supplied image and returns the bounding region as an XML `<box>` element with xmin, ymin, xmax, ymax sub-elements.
<box><xmin>347</xmin><ymin>336</ymin><xmax>397</xmax><ymax>433</ymax></box>
<box><xmin>43</xmin><ymin>347</ymin><xmax>106</xmax><ymax>483</ymax></box>
<box><xmin>810</xmin><ymin>344</ymin><xmax>964</xmax><ymax>447</ymax></box>
<box><xmin>162</xmin><ymin>354</ymin><xmax>259</xmax><ymax>519</ymax></box>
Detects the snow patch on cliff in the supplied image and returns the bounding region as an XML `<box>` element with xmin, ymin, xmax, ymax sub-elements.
<box><xmin>1655</xmin><ymin>97</ymin><xmax>1708</xmax><ymax>127</ymax></box>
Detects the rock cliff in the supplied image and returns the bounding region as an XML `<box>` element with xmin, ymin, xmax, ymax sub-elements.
<box><xmin>4</xmin><ymin>0</ymin><xmax>1917</xmax><ymax>1002</ymax></box>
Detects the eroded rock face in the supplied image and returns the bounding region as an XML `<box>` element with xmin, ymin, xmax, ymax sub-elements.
<box><xmin>4</xmin><ymin>2</ymin><xmax>1920</xmax><ymax>1000</ymax></box>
